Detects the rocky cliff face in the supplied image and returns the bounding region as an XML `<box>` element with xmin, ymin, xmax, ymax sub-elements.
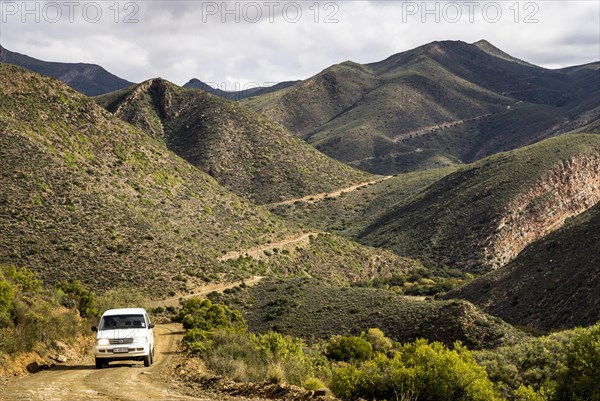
<box><xmin>488</xmin><ymin>154</ymin><xmax>600</xmax><ymax>268</ymax></box>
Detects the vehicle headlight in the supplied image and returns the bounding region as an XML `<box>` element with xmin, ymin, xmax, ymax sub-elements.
<box><xmin>96</xmin><ymin>338</ymin><xmax>110</xmax><ymax>346</ymax></box>
<box><xmin>134</xmin><ymin>337</ymin><xmax>148</xmax><ymax>344</ymax></box>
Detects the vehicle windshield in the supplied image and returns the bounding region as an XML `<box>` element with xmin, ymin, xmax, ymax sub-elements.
<box><xmin>99</xmin><ymin>314</ymin><xmax>146</xmax><ymax>330</ymax></box>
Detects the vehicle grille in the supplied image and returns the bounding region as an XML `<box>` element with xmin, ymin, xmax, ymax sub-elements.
<box><xmin>109</xmin><ymin>338</ymin><xmax>134</xmax><ymax>345</ymax></box>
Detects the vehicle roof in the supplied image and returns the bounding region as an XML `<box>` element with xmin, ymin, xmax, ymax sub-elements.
<box><xmin>102</xmin><ymin>308</ymin><xmax>147</xmax><ymax>316</ymax></box>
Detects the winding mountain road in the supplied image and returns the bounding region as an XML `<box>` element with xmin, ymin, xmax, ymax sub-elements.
<box><xmin>146</xmin><ymin>276</ymin><xmax>264</xmax><ymax>308</ymax></box>
<box><xmin>218</xmin><ymin>232</ymin><xmax>320</xmax><ymax>261</ymax></box>
<box><xmin>265</xmin><ymin>176</ymin><xmax>392</xmax><ymax>208</ymax></box>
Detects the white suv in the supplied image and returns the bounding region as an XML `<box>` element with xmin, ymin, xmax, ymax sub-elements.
<box><xmin>92</xmin><ymin>308</ymin><xmax>155</xmax><ymax>369</ymax></box>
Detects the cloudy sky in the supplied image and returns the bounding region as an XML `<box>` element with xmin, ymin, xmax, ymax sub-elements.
<box><xmin>1</xmin><ymin>1</ymin><xmax>599</xmax><ymax>88</ymax></box>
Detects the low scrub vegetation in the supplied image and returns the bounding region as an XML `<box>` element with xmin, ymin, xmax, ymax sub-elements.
<box><xmin>474</xmin><ymin>324</ymin><xmax>600</xmax><ymax>400</ymax></box>
<box><xmin>330</xmin><ymin>340</ymin><xmax>501</xmax><ymax>401</ymax></box>
<box><xmin>212</xmin><ymin>278</ymin><xmax>524</xmax><ymax>349</ymax></box>
<box><xmin>223</xmin><ymin>233</ymin><xmax>421</xmax><ymax>286</ymax></box>
<box><xmin>356</xmin><ymin>267</ymin><xmax>474</xmax><ymax>297</ymax></box>
<box><xmin>179</xmin><ymin>297</ymin><xmax>600</xmax><ymax>401</ymax></box>
<box><xmin>0</xmin><ymin>265</ymin><xmax>83</xmax><ymax>366</ymax></box>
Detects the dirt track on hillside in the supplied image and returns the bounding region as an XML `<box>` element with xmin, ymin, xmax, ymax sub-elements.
<box><xmin>0</xmin><ymin>324</ymin><xmax>206</xmax><ymax>401</ymax></box>
<box><xmin>218</xmin><ymin>232</ymin><xmax>320</xmax><ymax>262</ymax></box>
<box><xmin>146</xmin><ymin>276</ymin><xmax>264</xmax><ymax>308</ymax></box>
<box><xmin>265</xmin><ymin>177</ymin><xmax>392</xmax><ymax>208</ymax></box>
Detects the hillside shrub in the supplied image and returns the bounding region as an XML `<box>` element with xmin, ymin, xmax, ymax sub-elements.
<box><xmin>514</xmin><ymin>385</ymin><xmax>546</xmax><ymax>401</ymax></box>
<box><xmin>330</xmin><ymin>340</ymin><xmax>501</xmax><ymax>401</ymax></box>
<box><xmin>254</xmin><ymin>331</ymin><xmax>312</xmax><ymax>385</ymax></box>
<box><xmin>0</xmin><ymin>280</ymin><xmax>14</xmax><ymax>327</ymax></box>
<box><xmin>0</xmin><ymin>265</ymin><xmax>83</xmax><ymax>358</ymax></box>
<box><xmin>0</xmin><ymin>281</ymin><xmax>13</xmax><ymax>312</ymax></box>
<box><xmin>1</xmin><ymin>265</ymin><xmax>42</xmax><ymax>293</ymax></box>
<box><xmin>175</xmin><ymin>298</ymin><xmax>246</xmax><ymax>331</ymax></box>
<box><xmin>473</xmin><ymin>327</ymin><xmax>582</xmax><ymax>398</ymax></box>
<box><xmin>57</xmin><ymin>279</ymin><xmax>98</xmax><ymax>318</ymax></box>
<box><xmin>326</xmin><ymin>335</ymin><xmax>373</xmax><ymax>363</ymax></box>
<box><xmin>364</xmin><ymin>328</ymin><xmax>393</xmax><ymax>353</ymax></box>
<box><xmin>203</xmin><ymin>329</ymin><xmax>316</xmax><ymax>386</ymax></box>
<box><xmin>174</xmin><ymin>298</ymin><xmax>247</xmax><ymax>354</ymax></box>
<box><xmin>554</xmin><ymin>324</ymin><xmax>600</xmax><ymax>401</ymax></box>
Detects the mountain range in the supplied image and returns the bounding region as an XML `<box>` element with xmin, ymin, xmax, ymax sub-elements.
<box><xmin>95</xmin><ymin>78</ymin><xmax>371</xmax><ymax>204</ymax></box>
<box><xmin>0</xmin><ymin>45</ymin><xmax>134</xmax><ymax>96</ymax></box>
<box><xmin>0</xmin><ymin>45</ymin><xmax>300</xmax><ymax>101</ymax></box>
<box><xmin>245</xmin><ymin>40</ymin><xmax>600</xmax><ymax>175</ymax></box>
<box><xmin>0</xmin><ymin>63</ymin><xmax>292</xmax><ymax>294</ymax></box>
<box><xmin>0</xmin><ymin>63</ymin><xmax>406</xmax><ymax>299</ymax></box>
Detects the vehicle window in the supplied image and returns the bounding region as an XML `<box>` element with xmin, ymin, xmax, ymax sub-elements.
<box><xmin>100</xmin><ymin>314</ymin><xmax>146</xmax><ymax>330</ymax></box>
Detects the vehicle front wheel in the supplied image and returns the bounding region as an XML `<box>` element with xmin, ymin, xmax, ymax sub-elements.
<box><xmin>95</xmin><ymin>358</ymin><xmax>103</xmax><ymax>369</ymax></box>
<box><xmin>143</xmin><ymin>350</ymin><xmax>152</xmax><ymax>367</ymax></box>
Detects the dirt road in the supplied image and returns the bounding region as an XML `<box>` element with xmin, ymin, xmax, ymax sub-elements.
<box><xmin>391</xmin><ymin>113</ymin><xmax>494</xmax><ymax>142</ymax></box>
<box><xmin>265</xmin><ymin>177</ymin><xmax>392</xmax><ymax>208</ymax></box>
<box><xmin>146</xmin><ymin>276</ymin><xmax>264</xmax><ymax>308</ymax></box>
<box><xmin>218</xmin><ymin>232</ymin><xmax>320</xmax><ymax>261</ymax></box>
<box><xmin>0</xmin><ymin>324</ymin><xmax>204</xmax><ymax>401</ymax></box>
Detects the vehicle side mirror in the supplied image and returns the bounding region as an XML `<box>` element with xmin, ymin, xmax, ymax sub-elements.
<box><xmin>149</xmin><ymin>323</ymin><xmax>155</xmax><ymax>329</ymax></box>
<box><xmin>91</xmin><ymin>326</ymin><xmax>98</xmax><ymax>332</ymax></box>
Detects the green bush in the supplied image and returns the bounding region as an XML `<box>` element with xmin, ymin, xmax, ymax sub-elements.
<box><xmin>330</xmin><ymin>340</ymin><xmax>501</xmax><ymax>401</ymax></box>
<box><xmin>255</xmin><ymin>331</ymin><xmax>306</xmax><ymax>362</ymax></box>
<box><xmin>326</xmin><ymin>335</ymin><xmax>373</xmax><ymax>363</ymax></box>
<box><xmin>303</xmin><ymin>377</ymin><xmax>326</xmax><ymax>391</ymax></box>
<box><xmin>253</xmin><ymin>331</ymin><xmax>312</xmax><ymax>385</ymax></box>
<box><xmin>0</xmin><ymin>281</ymin><xmax>14</xmax><ymax>314</ymax></box>
<box><xmin>364</xmin><ymin>328</ymin><xmax>393</xmax><ymax>353</ymax></box>
<box><xmin>554</xmin><ymin>324</ymin><xmax>600</xmax><ymax>401</ymax></box>
<box><xmin>204</xmin><ymin>330</ymin><xmax>263</xmax><ymax>382</ymax></box>
<box><xmin>473</xmin><ymin>326</ymin><xmax>581</xmax><ymax>398</ymax></box>
<box><xmin>1</xmin><ymin>265</ymin><xmax>42</xmax><ymax>293</ymax></box>
<box><xmin>202</xmin><ymin>329</ymin><xmax>314</xmax><ymax>386</ymax></box>
<box><xmin>0</xmin><ymin>280</ymin><xmax>15</xmax><ymax>327</ymax></box>
<box><xmin>175</xmin><ymin>298</ymin><xmax>246</xmax><ymax>331</ymax></box>
<box><xmin>175</xmin><ymin>298</ymin><xmax>247</xmax><ymax>354</ymax></box>
<box><xmin>0</xmin><ymin>265</ymin><xmax>83</xmax><ymax>358</ymax></box>
<box><xmin>57</xmin><ymin>279</ymin><xmax>98</xmax><ymax>318</ymax></box>
<box><xmin>514</xmin><ymin>385</ymin><xmax>546</xmax><ymax>401</ymax></box>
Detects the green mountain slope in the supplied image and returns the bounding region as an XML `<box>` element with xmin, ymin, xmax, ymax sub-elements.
<box><xmin>0</xmin><ymin>63</ymin><xmax>295</xmax><ymax>295</ymax></box>
<box><xmin>0</xmin><ymin>45</ymin><xmax>133</xmax><ymax>96</ymax></box>
<box><xmin>247</xmin><ymin>40</ymin><xmax>599</xmax><ymax>174</ymax></box>
<box><xmin>222</xmin><ymin>233</ymin><xmax>422</xmax><ymax>286</ymax></box>
<box><xmin>448</xmin><ymin>203</ymin><xmax>600</xmax><ymax>331</ymax></box>
<box><xmin>359</xmin><ymin>135</ymin><xmax>600</xmax><ymax>273</ymax></box>
<box><xmin>270</xmin><ymin>167</ymin><xmax>455</xmax><ymax>237</ymax></box>
<box><xmin>96</xmin><ymin>79</ymin><xmax>371</xmax><ymax>204</ymax></box>
<box><xmin>215</xmin><ymin>278</ymin><xmax>526</xmax><ymax>349</ymax></box>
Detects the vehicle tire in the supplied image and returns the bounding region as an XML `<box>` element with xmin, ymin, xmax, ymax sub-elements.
<box><xmin>143</xmin><ymin>351</ymin><xmax>152</xmax><ymax>367</ymax></box>
<box><xmin>95</xmin><ymin>358</ymin><xmax>103</xmax><ymax>369</ymax></box>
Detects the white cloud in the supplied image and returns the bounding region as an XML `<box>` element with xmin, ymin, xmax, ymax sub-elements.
<box><xmin>0</xmin><ymin>1</ymin><xmax>598</xmax><ymax>86</ymax></box>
